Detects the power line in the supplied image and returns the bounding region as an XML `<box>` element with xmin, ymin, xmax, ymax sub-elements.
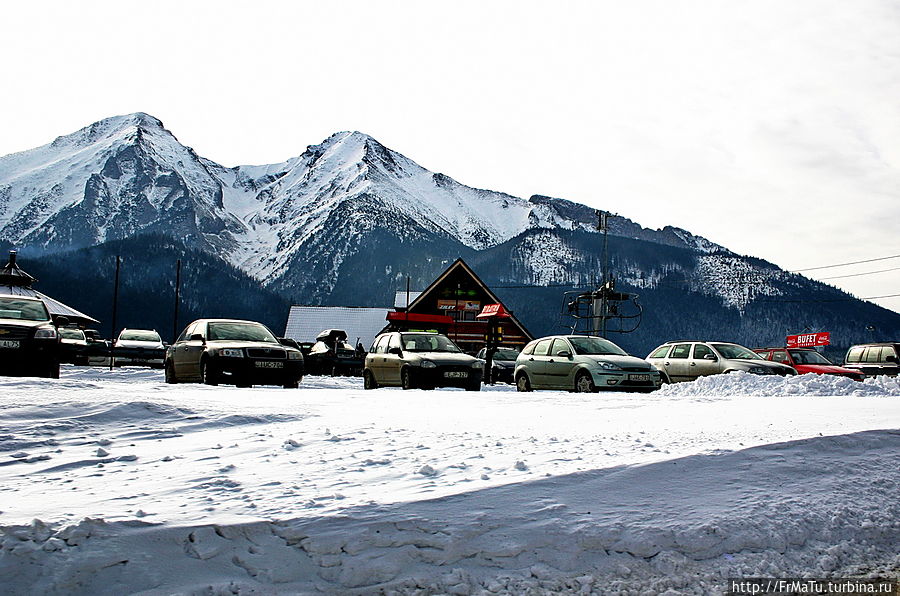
<box><xmin>817</xmin><ymin>266</ymin><xmax>900</xmax><ymax>281</ymax></box>
<box><xmin>790</xmin><ymin>254</ymin><xmax>900</xmax><ymax>273</ymax></box>
<box><xmin>758</xmin><ymin>292</ymin><xmax>900</xmax><ymax>304</ymax></box>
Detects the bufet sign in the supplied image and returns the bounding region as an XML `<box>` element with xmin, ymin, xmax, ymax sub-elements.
<box><xmin>786</xmin><ymin>332</ymin><xmax>831</xmax><ymax>348</ymax></box>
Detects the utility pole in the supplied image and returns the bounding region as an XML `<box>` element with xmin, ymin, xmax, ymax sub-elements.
<box><xmin>172</xmin><ymin>259</ymin><xmax>182</xmax><ymax>344</ymax></box>
<box><xmin>595</xmin><ymin>210</ymin><xmax>613</xmax><ymax>337</ymax></box>
<box><xmin>109</xmin><ymin>255</ymin><xmax>121</xmax><ymax>371</ymax></box>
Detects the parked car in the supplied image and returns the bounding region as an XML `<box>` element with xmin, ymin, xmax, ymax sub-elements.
<box><xmin>58</xmin><ymin>327</ymin><xmax>90</xmax><ymax>365</ymax></box>
<box><xmin>364</xmin><ymin>331</ymin><xmax>482</xmax><ymax>390</ymax></box>
<box><xmin>113</xmin><ymin>328</ymin><xmax>166</xmax><ymax>368</ymax></box>
<box><xmin>753</xmin><ymin>347</ymin><xmax>865</xmax><ymax>381</ymax></box>
<box><xmin>305</xmin><ymin>329</ymin><xmax>364</xmax><ymax>376</ymax></box>
<box><xmin>475</xmin><ymin>346</ymin><xmax>520</xmax><ymax>384</ymax></box>
<box><xmin>646</xmin><ymin>340</ymin><xmax>796</xmax><ymax>383</ymax></box>
<box><xmin>165</xmin><ymin>319</ymin><xmax>304</xmax><ymax>388</ymax></box>
<box><xmin>0</xmin><ymin>293</ymin><xmax>63</xmax><ymax>379</ymax></box>
<box><xmin>514</xmin><ymin>335</ymin><xmax>661</xmax><ymax>393</ymax></box>
<box><xmin>83</xmin><ymin>329</ymin><xmax>113</xmax><ymax>366</ymax></box>
<box><xmin>843</xmin><ymin>342</ymin><xmax>900</xmax><ymax>377</ymax></box>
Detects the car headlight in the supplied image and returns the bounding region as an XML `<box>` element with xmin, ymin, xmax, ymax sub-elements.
<box><xmin>34</xmin><ymin>327</ymin><xmax>57</xmax><ymax>339</ymax></box>
<box><xmin>593</xmin><ymin>360</ymin><xmax>622</xmax><ymax>371</ymax></box>
<box><xmin>748</xmin><ymin>366</ymin><xmax>772</xmax><ymax>375</ymax></box>
<box><xmin>288</xmin><ymin>351</ymin><xmax>302</xmax><ymax>360</ymax></box>
<box><xmin>421</xmin><ymin>360</ymin><xmax>437</xmax><ymax>368</ymax></box>
<box><xmin>219</xmin><ymin>348</ymin><xmax>244</xmax><ymax>358</ymax></box>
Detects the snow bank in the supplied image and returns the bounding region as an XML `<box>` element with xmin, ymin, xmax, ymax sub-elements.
<box><xmin>0</xmin><ymin>368</ymin><xmax>898</xmax><ymax>594</ymax></box>
<box><xmin>657</xmin><ymin>371</ymin><xmax>900</xmax><ymax>398</ymax></box>
<box><xmin>2</xmin><ymin>430</ymin><xmax>897</xmax><ymax>595</ymax></box>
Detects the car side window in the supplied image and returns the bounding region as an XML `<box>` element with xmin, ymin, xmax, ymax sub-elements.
<box><xmin>533</xmin><ymin>339</ymin><xmax>552</xmax><ymax>356</ymax></box>
<box><xmin>649</xmin><ymin>345</ymin><xmax>671</xmax><ymax>359</ymax></box>
<box><xmin>670</xmin><ymin>344</ymin><xmax>691</xmax><ymax>359</ymax></box>
<box><xmin>693</xmin><ymin>344</ymin><xmax>714</xmax><ymax>360</ymax></box>
<box><xmin>772</xmin><ymin>350</ymin><xmax>789</xmax><ymax>363</ymax></box>
<box><xmin>388</xmin><ymin>334</ymin><xmax>402</xmax><ymax>352</ymax></box>
<box><xmin>846</xmin><ymin>347</ymin><xmax>864</xmax><ymax>363</ymax></box>
<box><xmin>864</xmin><ymin>347</ymin><xmax>881</xmax><ymax>363</ymax></box>
<box><xmin>176</xmin><ymin>325</ymin><xmax>192</xmax><ymax>342</ymax></box>
<box><xmin>550</xmin><ymin>338</ymin><xmax>570</xmax><ymax>356</ymax></box>
<box><xmin>522</xmin><ymin>342</ymin><xmax>536</xmax><ymax>355</ymax></box>
<box><xmin>371</xmin><ymin>336</ymin><xmax>386</xmax><ymax>354</ymax></box>
<box><xmin>887</xmin><ymin>346</ymin><xmax>899</xmax><ymax>362</ymax></box>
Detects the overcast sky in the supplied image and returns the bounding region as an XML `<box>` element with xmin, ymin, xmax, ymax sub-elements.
<box><xmin>1</xmin><ymin>0</ymin><xmax>898</xmax><ymax>314</ymax></box>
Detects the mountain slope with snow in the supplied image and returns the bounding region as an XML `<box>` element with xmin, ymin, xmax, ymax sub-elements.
<box><xmin>3</xmin><ymin>113</ymin><xmax>898</xmax><ymax>345</ymax></box>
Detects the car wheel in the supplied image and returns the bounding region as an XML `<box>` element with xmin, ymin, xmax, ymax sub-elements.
<box><xmin>516</xmin><ymin>373</ymin><xmax>532</xmax><ymax>392</ymax></box>
<box><xmin>574</xmin><ymin>371</ymin><xmax>596</xmax><ymax>393</ymax></box>
<box><xmin>200</xmin><ymin>359</ymin><xmax>218</xmax><ymax>386</ymax></box>
<box><xmin>363</xmin><ymin>369</ymin><xmax>378</xmax><ymax>390</ymax></box>
<box><xmin>164</xmin><ymin>361</ymin><xmax>178</xmax><ymax>384</ymax></box>
<box><xmin>401</xmin><ymin>368</ymin><xmax>416</xmax><ymax>390</ymax></box>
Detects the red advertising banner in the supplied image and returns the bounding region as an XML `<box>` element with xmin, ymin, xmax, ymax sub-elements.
<box><xmin>786</xmin><ymin>332</ymin><xmax>830</xmax><ymax>348</ymax></box>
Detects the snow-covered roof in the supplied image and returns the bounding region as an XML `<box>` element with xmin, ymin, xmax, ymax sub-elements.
<box><xmin>283</xmin><ymin>306</ymin><xmax>391</xmax><ymax>348</ymax></box>
<box><xmin>0</xmin><ymin>285</ymin><xmax>100</xmax><ymax>325</ymax></box>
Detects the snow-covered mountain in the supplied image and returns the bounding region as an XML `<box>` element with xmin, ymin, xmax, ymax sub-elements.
<box><xmin>0</xmin><ymin>114</ymin><xmax>725</xmax><ymax>293</ymax></box>
<box><xmin>3</xmin><ymin>112</ymin><xmax>899</xmax><ymax>352</ymax></box>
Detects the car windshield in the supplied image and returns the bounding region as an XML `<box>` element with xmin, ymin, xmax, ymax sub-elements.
<box><xmin>59</xmin><ymin>328</ymin><xmax>85</xmax><ymax>340</ymax></box>
<box><xmin>0</xmin><ymin>297</ymin><xmax>50</xmax><ymax>322</ymax></box>
<box><xmin>569</xmin><ymin>336</ymin><xmax>627</xmax><ymax>356</ymax></box>
<box><xmin>789</xmin><ymin>350</ymin><xmax>833</xmax><ymax>365</ymax></box>
<box><xmin>119</xmin><ymin>330</ymin><xmax>161</xmax><ymax>342</ymax></box>
<box><xmin>712</xmin><ymin>343</ymin><xmax>762</xmax><ymax>360</ymax></box>
<box><xmin>208</xmin><ymin>322</ymin><xmax>277</xmax><ymax>343</ymax></box>
<box><xmin>493</xmin><ymin>348</ymin><xmax>520</xmax><ymax>361</ymax></box>
<box><xmin>400</xmin><ymin>333</ymin><xmax>461</xmax><ymax>353</ymax></box>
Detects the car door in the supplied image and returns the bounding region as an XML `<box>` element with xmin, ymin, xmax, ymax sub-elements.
<box><xmin>171</xmin><ymin>322</ymin><xmax>195</xmax><ymax>377</ymax></box>
<box><xmin>663</xmin><ymin>343</ymin><xmax>693</xmax><ymax>381</ymax></box>
<box><xmin>690</xmin><ymin>343</ymin><xmax>720</xmax><ymax>378</ymax></box>
<box><xmin>178</xmin><ymin>321</ymin><xmax>206</xmax><ymax>380</ymax></box>
<box><xmin>382</xmin><ymin>333</ymin><xmax>404</xmax><ymax>385</ymax></box>
<box><xmin>543</xmin><ymin>338</ymin><xmax>576</xmax><ymax>389</ymax></box>
<box><xmin>367</xmin><ymin>335</ymin><xmax>388</xmax><ymax>383</ymax></box>
<box><xmin>524</xmin><ymin>338</ymin><xmax>553</xmax><ymax>388</ymax></box>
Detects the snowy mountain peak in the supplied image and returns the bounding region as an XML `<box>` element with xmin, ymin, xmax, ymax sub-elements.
<box><xmin>48</xmin><ymin>112</ymin><xmax>168</xmax><ymax>152</ymax></box>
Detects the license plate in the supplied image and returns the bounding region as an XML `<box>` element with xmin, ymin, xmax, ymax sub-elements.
<box><xmin>255</xmin><ymin>361</ymin><xmax>283</xmax><ymax>369</ymax></box>
<box><xmin>628</xmin><ymin>374</ymin><xmax>650</xmax><ymax>382</ymax></box>
<box><xmin>444</xmin><ymin>371</ymin><xmax>468</xmax><ymax>378</ymax></box>
<box><xmin>0</xmin><ymin>340</ymin><xmax>20</xmax><ymax>349</ymax></box>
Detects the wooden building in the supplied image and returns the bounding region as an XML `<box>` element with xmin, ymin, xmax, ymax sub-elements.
<box><xmin>388</xmin><ymin>259</ymin><xmax>533</xmax><ymax>353</ymax></box>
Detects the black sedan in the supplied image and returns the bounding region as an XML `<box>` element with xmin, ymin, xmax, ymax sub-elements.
<box><xmin>165</xmin><ymin>319</ymin><xmax>304</xmax><ymax>388</ymax></box>
<box><xmin>0</xmin><ymin>294</ymin><xmax>63</xmax><ymax>379</ymax></box>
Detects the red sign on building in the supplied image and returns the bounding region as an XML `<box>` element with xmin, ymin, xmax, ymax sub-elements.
<box><xmin>476</xmin><ymin>303</ymin><xmax>510</xmax><ymax>319</ymax></box>
<box><xmin>786</xmin><ymin>332</ymin><xmax>831</xmax><ymax>348</ymax></box>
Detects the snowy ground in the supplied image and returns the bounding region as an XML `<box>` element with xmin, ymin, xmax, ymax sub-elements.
<box><xmin>1</xmin><ymin>367</ymin><xmax>898</xmax><ymax>595</ymax></box>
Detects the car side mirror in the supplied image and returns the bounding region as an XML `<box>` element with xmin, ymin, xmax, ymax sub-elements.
<box><xmin>190</xmin><ymin>333</ymin><xmax>205</xmax><ymax>343</ymax></box>
<box><xmin>704</xmin><ymin>353</ymin><xmax>717</xmax><ymax>361</ymax></box>
<box><xmin>388</xmin><ymin>347</ymin><xmax>403</xmax><ymax>356</ymax></box>
<box><xmin>556</xmin><ymin>350</ymin><xmax>572</xmax><ymax>358</ymax></box>
<box><xmin>55</xmin><ymin>316</ymin><xmax>70</xmax><ymax>327</ymax></box>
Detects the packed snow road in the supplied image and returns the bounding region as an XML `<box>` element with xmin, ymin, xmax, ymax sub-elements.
<box><xmin>0</xmin><ymin>367</ymin><xmax>898</xmax><ymax>595</ymax></box>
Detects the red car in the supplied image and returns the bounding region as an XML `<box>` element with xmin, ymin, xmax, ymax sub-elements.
<box><xmin>753</xmin><ymin>348</ymin><xmax>865</xmax><ymax>381</ymax></box>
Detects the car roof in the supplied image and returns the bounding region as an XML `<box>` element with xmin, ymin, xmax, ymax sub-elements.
<box><xmin>0</xmin><ymin>293</ymin><xmax>43</xmax><ymax>302</ymax></box>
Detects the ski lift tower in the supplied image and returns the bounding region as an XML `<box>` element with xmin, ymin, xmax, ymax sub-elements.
<box><xmin>560</xmin><ymin>210</ymin><xmax>643</xmax><ymax>337</ymax></box>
